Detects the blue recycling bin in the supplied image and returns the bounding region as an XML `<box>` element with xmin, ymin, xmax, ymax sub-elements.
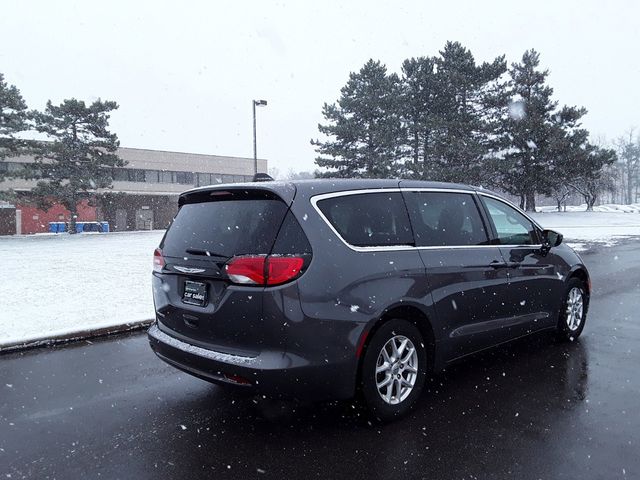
<box><xmin>101</xmin><ymin>221</ymin><xmax>109</xmax><ymax>232</ymax></box>
<box><xmin>49</xmin><ymin>222</ymin><xmax>66</xmax><ymax>233</ymax></box>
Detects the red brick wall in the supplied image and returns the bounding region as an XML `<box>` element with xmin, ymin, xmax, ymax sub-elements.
<box><xmin>17</xmin><ymin>201</ymin><xmax>97</xmax><ymax>234</ymax></box>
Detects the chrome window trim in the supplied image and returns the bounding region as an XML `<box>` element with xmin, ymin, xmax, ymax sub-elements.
<box><xmin>310</xmin><ymin>188</ymin><xmax>543</xmax><ymax>253</ymax></box>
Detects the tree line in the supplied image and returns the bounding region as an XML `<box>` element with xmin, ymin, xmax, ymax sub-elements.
<box><xmin>312</xmin><ymin>42</ymin><xmax>639</xmax><ymax>211</ymax></box>
<box><xmin>0</xmin><ymin>73</ymin><xmax>123</xmax><ymax>231</ymax></box>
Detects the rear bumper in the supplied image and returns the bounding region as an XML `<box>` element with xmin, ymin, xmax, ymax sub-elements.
<box><xmin>147</xmin><ymin>323</ymin><xmax>356</xmax><ymax>400</ymax></box>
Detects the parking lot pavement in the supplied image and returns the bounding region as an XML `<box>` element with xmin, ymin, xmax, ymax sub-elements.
<box><xmin>1</xmin><ymin>241</ymin><xmax>639</xmax><ymax>479</ymax></box>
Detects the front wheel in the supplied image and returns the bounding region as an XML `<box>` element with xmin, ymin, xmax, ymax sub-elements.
<box><xmin>556</xmin><ymin>278</ymin><xmax>588</xmax><ymax>341</ymax></box>
<box><xmin>359</xmin><ymin>319</ymin><xmax>428</xmax><ymax>422</ymax></box>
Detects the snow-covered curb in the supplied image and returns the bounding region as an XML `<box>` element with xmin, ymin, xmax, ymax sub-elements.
<box><xmin>0</xmin><ymin>319</ymin><xmax>153</xmax><ymax>353</ymax></box>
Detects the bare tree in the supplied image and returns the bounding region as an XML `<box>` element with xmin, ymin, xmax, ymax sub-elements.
<box><xmin>616</xmin><ymin>129</ymin><xmax>640</xmax><ymax>204</ymax></box>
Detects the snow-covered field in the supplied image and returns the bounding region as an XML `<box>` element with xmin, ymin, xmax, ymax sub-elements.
<box><xmin>538</xmin><ymin>203</ymin><xmax>640</xmax><ymax>213</ymax></box>
<box><xmin>0</xmin><ymin>209</ymin><xmax>639</xmax><ymax>348</ymax></box>
<box><xmin>0</xmin><ymin>231</ymin><xmax>163</xmax><ymax>348</ymax></box>
<box><xmin>530</xmin><ymin>211</ymin><xmax>640</xmax><ymax>250</ymax></box>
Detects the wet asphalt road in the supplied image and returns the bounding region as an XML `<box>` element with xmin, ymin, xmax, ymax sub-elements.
<box><xmin>1</xmin><ymin>242</ymin><xmax>639</xmax><ymax>480</ymax></box>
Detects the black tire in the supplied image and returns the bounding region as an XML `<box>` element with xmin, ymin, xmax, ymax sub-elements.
<box><xmin>359</xmin><ymin>319</ymin><xmax>428</xmax><ymax>422</ymax></box>
<box><xmin>556</xmin><ymin>277</ymin><xmax>588</xmax><ymax>342</ymax></box>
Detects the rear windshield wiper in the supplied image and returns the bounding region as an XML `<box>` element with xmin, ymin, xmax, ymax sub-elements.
<box><xmin>185</xmin><ymin>248</ymin><xmax>230</xmax><ymax>259</ymax></box>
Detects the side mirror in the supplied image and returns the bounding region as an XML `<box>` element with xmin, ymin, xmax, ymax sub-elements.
<box><xmin>541</xmin><ymin>229</ymin><xmax>563</xmax><ymax>252</ymax></box>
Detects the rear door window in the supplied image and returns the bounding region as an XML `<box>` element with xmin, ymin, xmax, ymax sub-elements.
<box><xmin>403</xmin><ymin>191</ymin><xmax>489</xmax><ymax>247</ymax></box>
<box><xmin>316</xmin><ymin>192</ymin><xmax>414</xmax><ymax>247</ymax></box>
<box><xmin>161</xmin><ymin>194</ymin><xmax>288</xmax><ymax>258</ymax></box>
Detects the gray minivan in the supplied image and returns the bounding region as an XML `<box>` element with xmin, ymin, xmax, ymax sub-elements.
<box><xmin>148</xmin><ymin>179</ymin><xmax>590</xmax><ymax>420</ymax></box>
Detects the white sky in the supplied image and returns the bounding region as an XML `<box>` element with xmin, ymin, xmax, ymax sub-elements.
<box><xmin>1</xmin><ymin>0</ymin><xmax>639</xmax><ymax>174</ymax></box>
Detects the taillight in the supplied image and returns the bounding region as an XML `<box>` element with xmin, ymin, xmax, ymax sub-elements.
<box><xmin>225</xmin><ymin>255</ymin><xmax>267</xmax><ymax>284</ymax></box>
<box><xmin>153</xmin><ymin>248</ymin><xmax>165</xmax><ymax>272</ymax></box>
<box><xmin>225</xmin><ymin>255</ymin><xmax>305</xmax><ymax>286</ymax></box>
<box><xmin>267</xmin><ymin>256</ymin><xmax>304</xmax><ymax>284</ymax></box>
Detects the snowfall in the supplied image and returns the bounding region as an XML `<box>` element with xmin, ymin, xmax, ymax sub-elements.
<box><xmin>1</xmin><ymin>204</ymin><xmax>639</xmax><ymax>349</ymax></box>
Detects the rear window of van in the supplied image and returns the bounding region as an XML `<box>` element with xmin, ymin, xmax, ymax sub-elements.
<box><xmin>161</xmin><ymin>195</ymin><xmax>288</xmax><ymax>258</ymax></box>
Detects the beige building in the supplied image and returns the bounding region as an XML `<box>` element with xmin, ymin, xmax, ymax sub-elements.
<box><xmin>0</xmin><ymin>147</ymin><xmax>267</xmax><ymax>234</ymax></box>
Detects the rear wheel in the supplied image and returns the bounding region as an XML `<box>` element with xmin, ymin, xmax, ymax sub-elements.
<box><xmin>556</xmin><ymin>278</ymin><xmax>588</xmax><ymax>341</ymax></box>
<box><xmin>360</xmin><ymin>319</ymin><xmax>427</xmax><ymax>422</ymax></box>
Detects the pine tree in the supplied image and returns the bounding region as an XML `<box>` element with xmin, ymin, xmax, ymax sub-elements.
<box><xmin>0</xmin><ymin>73</ymin><xmax>30</xmax><ymax>181</ymax></box>
<box><xmin>27</xmin><ymin>98</ymin><xmax>125</xmax><ymax>232</ymax></box>
<box><xmin>429</xmin><ymin>42</ymin><xmax>507</xmax><ymax>185</ymax></box>
<box><xmin>495</xmin><ymin>50</ymin><xmax>616</xmax><ymax>211</ymax></box>
<box><xmin>400</xmin><ymin>43</ymin><xmax>507</xmax><ymax>184</ymax></box>
<box><xmin>312</xmin><ymin>60</ymin><xmax>405</xmax><ymax>178</ymax></box>
<box><xmin>400</xmin><ymin>56</ymin><xmax>438</xmax><ymax>178</ymax></box>
<box><xmin>497</xmin><ymin>50</ymin><xmax>580</xmax><ymax>211</ymax></box>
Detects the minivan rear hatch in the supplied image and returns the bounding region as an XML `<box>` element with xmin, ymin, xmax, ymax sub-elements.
<box><xmin>153</xmin><ymin>185</ymin><xmax>296</xmax><ymax>356</ymax></box>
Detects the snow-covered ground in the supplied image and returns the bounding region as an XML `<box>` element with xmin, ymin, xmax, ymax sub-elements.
<box><xmin>530</xmin><ymin>211</ymin><xmax>640</xmax><ymax>251</ymax></box>
<box><xmin>0</xmin><ymin>231</ymin><xmax>163</xmax><ymax>348</ymax></box>
<box><xmin>1</xmin><ymin>209</ymin><xmax>639</xmax><ymax>348</ymax></box>
<box><xmin>538</xmin><ymin>203</ymin><xmax>640</xmax><ymax>213</ymax></box>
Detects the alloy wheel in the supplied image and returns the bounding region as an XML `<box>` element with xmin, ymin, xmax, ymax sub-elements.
<box><xmin>375</xmin><ymin>335</ymin><xmax>419</xmax><ymax>405</ymax></box>
<box><xmin>565</xmin><ymin>287</ymin><xmax>584</xmax><ymax>331</ymax></box>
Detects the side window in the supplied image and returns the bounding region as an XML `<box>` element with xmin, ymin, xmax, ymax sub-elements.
<box><xmin>317</xmin><ymin>192</ymin><xmax>414</xmax><ymax>247</ymax></box>
<box><xmin>271</xmin><ymin>210</ymin><xmax>312</xmax><ymax>254</ymax></box>
<box><xmin>482</xmin><ymin>196</ymin><xmax>537</xmax><ymax>245</ymax></box>
<box><xmin>404</xmin><ymin>192</ymin><xmax>489</xmax><ymax>247</ymax></box>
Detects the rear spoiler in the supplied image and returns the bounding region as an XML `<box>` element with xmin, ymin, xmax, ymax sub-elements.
<box><xmin>179</xmin><ymin>180</ymin><xmax>296</xmax><ymax>207</ymax></box>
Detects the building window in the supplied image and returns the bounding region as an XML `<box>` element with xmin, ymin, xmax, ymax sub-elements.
<box><xmin>222</xmin><ymin>174</ymin><xmax>233</xmax><ymax>184</ymax></box>
<box><xmin>159</xmin><ymin>171</ymin><xmax>174</xmax><ymax>183</ymax></box>
<box><xmin>113</xmin><ymin>168</ymin><xmax>129</xmax><ymax>181</ymax></box>
<box><xmin>212</xmin><ymin>175</ymin><xmax>222</xmax><ymax>184</ymax></box>
<box><xmin>197</xmin><ymin>173</ymin><xmax>211</xmax><ymax>186</ymax></box>
<box><xmin>145</xmin><ymin>170</ymin><xmax>159</xmax><ymax>183</ymax></box>
<box><xmin>129</xmin><ymin>169</ymin><xmax>145</xmax><ymax>182</ymax></box>
<box><xmin>233</xmin><ymin>175</ymin><xmax>245</xmax><ymax>183</ymax></box>
<box><xmin>175</xmin><ymin>171</ymin><xmax>194</xmax><ymax>184</ymax></box>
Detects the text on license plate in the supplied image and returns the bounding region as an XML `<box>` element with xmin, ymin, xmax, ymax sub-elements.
<box><xmin>183</xmin><ymin>281</ymin><xmax>207</xmax><ymax>306</ymax></box>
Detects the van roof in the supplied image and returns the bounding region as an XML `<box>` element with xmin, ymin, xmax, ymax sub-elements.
<box><xmin>181</xmin><ymin>178</ymin><xmax>482</xmax><ymax>201</ymax></box>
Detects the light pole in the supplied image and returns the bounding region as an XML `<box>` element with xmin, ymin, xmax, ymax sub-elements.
<box><xmin>252</xmin><ymin>99</ymin><xmax>267</xmax><ymax>174</ymax></box>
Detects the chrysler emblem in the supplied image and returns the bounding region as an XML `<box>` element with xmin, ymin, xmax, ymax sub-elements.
<box><xmin>174</xmin><ymin>266</ymin><xmax>206</xmax><ymax>274</ymax></box>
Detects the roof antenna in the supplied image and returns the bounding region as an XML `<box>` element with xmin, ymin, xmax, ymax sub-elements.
<box><xmin>252</xmin><ymin>173</ymin><xmax>274</xmax><ymax>182</ymax></box>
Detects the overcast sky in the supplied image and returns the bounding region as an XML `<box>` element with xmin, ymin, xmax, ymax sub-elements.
<box><xmin>1</xmin><ymin>0</ymin><xmax>639</xmax><ymax>174</ymax></box>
